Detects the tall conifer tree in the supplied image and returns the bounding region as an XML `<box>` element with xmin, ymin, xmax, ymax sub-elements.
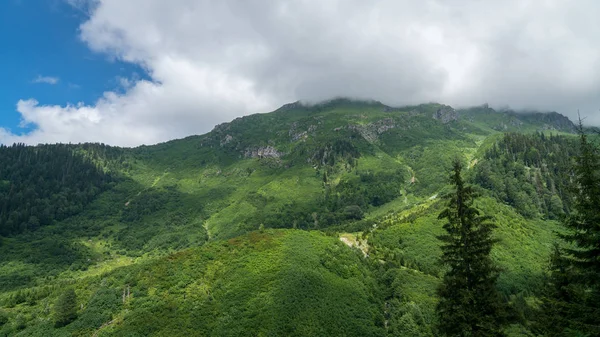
<box><xmin>54</xmin><ymin>288</ymin><xmax>77</xmax><ymax>328</ymax></box>
<box><xmin>538</xmin><ymin>121</ymin><xmax>600</xmax><ymax>335</ymax></box>
<box><xmin>437</xmin><ymin>160</ymin><xmax>505</xmax><ymax>337</ymax></box>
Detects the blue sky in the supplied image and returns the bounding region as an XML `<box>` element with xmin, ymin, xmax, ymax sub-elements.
<box><xmin>0</xmin><ymin>0</ymin><xmax>144</xmax><ymax>135</ymax></box>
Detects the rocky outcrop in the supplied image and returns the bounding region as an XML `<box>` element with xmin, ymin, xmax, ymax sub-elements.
<box><xmin>432</xmin><ymin>106</ymin><xmax>458</xmax><ymax>124</ymax></box>
<box><xmin>212</xmin><ymin>121</ymin><xmax>231</xmax><ymax>133</ymax></box>
<box><xmin>347</xmin><ymin>125</ymin><xmax>377</xmax><ymax>142</ymax></box>
<box><xmin>372</xmin><ymin>118</ymin><xmax>396</xmax><ymax>134</ymax></box>
<box><xmin>289</xmin><ymin>121</ymin><xmax>308</xmax><ymax>142</ymax></box>
<box><xmin>509</xmin><ymin>117</ymin><xmax>523</xmax><ymax>127</ymax></box>
<box><xmin>220</xmin><ymin>134</ymin><xmax>233</xmax><ymax>146</ymax></box>
<box><xmin>337</xmin><ymin>118</ymin><xmax>397</xmax><ymax>143</ymax></box>
<box><xmin>289</xmin><ymin>120</ymin><xmax>320</xmax><ymax>142</ymax></box>
<box><xmin>277</xmin><ymin>101</ymin><xmax>303</xmax><ymax>111</ymax></box>
<box><xmin>291</xmin><ymin>130</ymin><xmax>308</xmax><ymax>142</ymax></box>
<box><xmin>244</xmin><ymin>146</ymin><xmax>283</xmax><ymax>159</ymax></box>
<box><xmin>520</xmin><ymin>112</ymin><xmax>576</xmax><ymax>132</ymax></box>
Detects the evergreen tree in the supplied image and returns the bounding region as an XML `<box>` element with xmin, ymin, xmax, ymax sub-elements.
<box><xmin>436</xmin><ymin>160</ymin><xmax>505</xmax><ymax>336</ymax></box>
<box><xmin>538</xmin><ymin>121</ymin><xmax>600</xmax><ymax>335</ymax></box>
<box><xmin>54</xmin><ymin>288</ymin><xmax>78</xmax><ymax>327</ymax></box>
<box><xmin>563</xmin><ymin>123</ymin><xmax>600</xmax><ymax>279</ymax></box>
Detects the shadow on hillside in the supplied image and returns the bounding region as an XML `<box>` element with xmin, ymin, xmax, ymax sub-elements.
<box><xmin>0</xmin><ymin>177</ymin><xmax>234</xmax><ymax>293</ymax></box>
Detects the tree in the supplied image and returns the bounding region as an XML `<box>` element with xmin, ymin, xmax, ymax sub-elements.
<box><xmin>436</xmin><ymin>160</ymin><xmax>505</xmax><ymax>336</ymax></box>
<box><xmin>538</xmin><ymin>121</ymin><xmax>600</xmax><ymax>335</ymax></box>
<box><xmin>54</xmin><ymin>288</ymin><xmax>78</xmax><ymax>327</ymax></box>
<box><xmin>562</xmin><ymin>122</ymin><xmax>600</xmax><ymax>280</ymax></box>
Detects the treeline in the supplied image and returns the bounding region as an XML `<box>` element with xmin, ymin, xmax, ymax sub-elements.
<box><xmin>0</xmin><ymin>144</ymin><xmax>114</xmax><ymax>236</ymax></box>
<box><xmin>74</xmin><ymin>143</ymin><xmax>131</xmax><ymax>173</ymax></box>
<box><xmin>474</xmin><ymin>132</ymin><xmax>577</xmax><ymax>219</ymax></box>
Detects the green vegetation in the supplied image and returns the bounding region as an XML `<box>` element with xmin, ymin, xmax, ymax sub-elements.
<box><xmin>2</xmin><ymin>230</ymin><xmax>385</xmax><ymax>336</ymax></box>
<box><xmin>53</xmin><ymin>289</ymin><xmax>77</xmax><ymax>328</ymax></box>
<box><xmin>474</xmin><ymin>132</ymin><xmax>576</xmax><ymax>219</ymax></box>
<box><xmin>0</xmin><ymin>98</ymin><xmax>593</xmax><ymax>336</ymax></box>
<box><xmin>0</xmin><ymin>143</ymin><xmax>114</xmax><ymax>236</ymax></box>
<box><xmin>436</xmin><ymin>161</ymin><xmax>505</xmax><ymax>336</ymax></box>
<box><xmin>537</xmin><ymin>124</ymin><xmax>600</xmax><ymax>336</ymax></box>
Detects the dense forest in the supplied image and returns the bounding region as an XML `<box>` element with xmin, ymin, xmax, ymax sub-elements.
<box><xmin>0</xmin><ymin>101</ymin><xmax>598</xmax><ymax>336</ymax></box>
<box><xmin>474</xmin><ymin>132</ymin><xmax>577</xmax><ymax>219</ymax></box>
<box><xmin>0</xmin><ymin>144</ymin><xmax>115</xmax><ymax>236</ymax></box>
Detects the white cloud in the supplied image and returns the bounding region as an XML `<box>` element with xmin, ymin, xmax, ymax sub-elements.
<box><xmin>5</xmin><ymin>0</ymin><xmax>600</xmax><ymax>146</ymax></box>
<box><xmin>31</xmin><ymin>75</ymin><xmax>60</xmax><ymax>85</ymax></box>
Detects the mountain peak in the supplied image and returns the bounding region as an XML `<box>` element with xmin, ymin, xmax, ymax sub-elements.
<box><xmin>509</xmin><ymin>110</ymin><xmax>576</xmax><ymax>132</ymax></box>
<box><xmin>276</xmin><ymin>97</ymin><xmax>386</xmax><ymax>112</ymax></box>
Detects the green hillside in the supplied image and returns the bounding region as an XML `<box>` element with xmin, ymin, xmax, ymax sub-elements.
<box><xmin>0</xmin><ymin>99</ymin><xmax>591</xmax><ymax>336</ymax></box>
<box><xmin>6</xmin><ymin>230</ymin><xmax>384</xmax><ymax>336</ymax></box>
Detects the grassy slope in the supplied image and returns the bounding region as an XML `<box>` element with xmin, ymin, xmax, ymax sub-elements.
<box><xmin>369</xmin><ymin>196</ymin><xmax>559</xmax><ymax>292</ymax></box>
<box><xmin>4</xmin><ymin>230</ymin><xmax>384</xmax><ymax>337</ymax></box>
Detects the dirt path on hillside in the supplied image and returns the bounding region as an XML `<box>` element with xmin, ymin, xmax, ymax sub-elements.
<box><xmin>339</xmin><ymin>234</ymin><xmax>369</xmax><ymax>257</ymax></box>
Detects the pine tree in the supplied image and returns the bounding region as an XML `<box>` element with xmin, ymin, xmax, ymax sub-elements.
<box><xmin>538</xmin><ymin>121</ymin><xmax>600</xmax><ymax>335</ymax></box>
<box><xmin>54</xmin><ymin>288</ymin><xmax>77</xmax><ymax>328</ymax></box>
<box><xmin>564</xmin><ymin>121</ymin><xmax>600</xmax><ymax>274</ymax></box>
<box><xmin>436</xmin><ymin>160</ymin><xmax>505</xmax><ymax>337</ymax></box>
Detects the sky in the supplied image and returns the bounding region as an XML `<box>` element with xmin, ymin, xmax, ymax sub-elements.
<box><xmin>1</xmin><ymin>0</ymin><xmax>600</xmax><ymax>147</ymax></box>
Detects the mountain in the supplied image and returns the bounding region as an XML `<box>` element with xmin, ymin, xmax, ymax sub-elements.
<box><xmin>0</xmin><ymin>99</ymin><xmax>584</xmax><ymax>336</ymax></box>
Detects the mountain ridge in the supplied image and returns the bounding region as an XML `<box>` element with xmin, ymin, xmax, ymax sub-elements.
<box><xmin>139</xmin><ymin>99</ymin><xmax>576</xmax><ymax>150</ymax></box>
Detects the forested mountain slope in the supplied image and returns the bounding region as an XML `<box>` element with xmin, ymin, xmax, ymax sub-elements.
<box><xmin>0</xmin><ymin>99</ymin><xmax>589</xmax><ymax>336</ymax></box>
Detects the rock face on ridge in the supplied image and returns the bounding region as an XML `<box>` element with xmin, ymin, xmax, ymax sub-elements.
<box><xmin>516</xmin><ymin>111</ymin><xmax>576</xmax><ymax>132</ymax></box>
<box><xmin>432</xmin><ymin>106</ymin><xmax>458</xmax><ymax>124</ymax></box>
<box><xmin>244</xmin><ymin>146</ymin><xmax>282</xmax><ymax>158</ymax></box>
